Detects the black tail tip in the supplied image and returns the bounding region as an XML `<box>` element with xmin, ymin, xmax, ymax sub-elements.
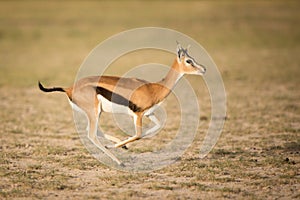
<box><xmin>38</xmin><ymin>81</ymin><xmax>44</xmax><ymax>91</ymax></box>
<box><xmin>38</xmin><ymin>81</ymin><xmax>65</xmax><ymax>93</ymax></box>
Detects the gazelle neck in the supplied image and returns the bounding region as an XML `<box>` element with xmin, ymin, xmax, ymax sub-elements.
<box><xmin>159</xmin><ymin>59</ymin><xmax>183</xmax><ymax>90</ymax></box>
<box><xmin>150</xmin><ymin>59</ymin><xmax>184</xmax><ymax>104</ymax></box>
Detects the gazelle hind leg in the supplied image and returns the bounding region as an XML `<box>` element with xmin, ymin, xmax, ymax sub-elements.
<box><xmin>104</xmin><ymin>133</ymin><xmax>129</xmax><ymax>150</ymax></box>
<box><xmin>68</xmin><ymin>100</ymin><xmax>90</xmax><ymax>132</ymax></box>
<box><xmin>95</xmin><ymin>102</ymin><xmax>126</xmax><ymax>149</ymax></box>
<box><xmin>85</xmin><ymin>100</ymin><xmax>122</xmax><ymax>165</ymax></box>
<box><xmin>103</xmin><ymin>134</ymin><xmax>122</xmax><ymax>143</ymax></box>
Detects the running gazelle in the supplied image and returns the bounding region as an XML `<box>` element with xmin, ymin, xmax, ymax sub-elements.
<box><xmin>39</xmin><ymin>43</ymin><xmax>206</xmax><ymax>165</ymax></box>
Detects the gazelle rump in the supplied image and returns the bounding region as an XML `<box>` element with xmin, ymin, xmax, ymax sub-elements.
<box><xmin>38</xmin><ymin>43</ymin><xmax>206</xmax><ymax>165</ymax></box>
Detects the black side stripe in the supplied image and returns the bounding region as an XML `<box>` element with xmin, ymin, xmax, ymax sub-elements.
<box><xmin>95</xmin><ymin>86</ymin><xmax>142</xmax><ymax>112</ymax></box>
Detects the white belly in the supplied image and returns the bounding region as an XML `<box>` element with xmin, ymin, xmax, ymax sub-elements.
<box><xmin>97</xmin><ymin>94</ymin><xmax>134</xmax><ymax>116</ymax></box>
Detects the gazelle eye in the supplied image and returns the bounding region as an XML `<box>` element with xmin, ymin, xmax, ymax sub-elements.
<box><xmin>186</xmin><ymin>59</ymin><xmax>193</xmax><ymax>64</ymax></box>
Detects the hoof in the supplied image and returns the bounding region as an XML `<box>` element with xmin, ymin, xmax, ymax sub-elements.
<box><xmin>105</xmin><ymin>144</ymin><xmax>128</xmax><ymax>149</ymax></box>
<box><xmin>119</xmin><ymin>162</ymin><xmax>125</xmax><ymax>167</ymax></box>
<box><xmin>122</xmin><ymin>145</ymin><xmax>128</xmax><ymax>150</ymax></box>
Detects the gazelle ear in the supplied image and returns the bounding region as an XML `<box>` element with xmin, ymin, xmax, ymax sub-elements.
<box><xmin>176</xmin><ymin>41</ymin><xmax>184</xmax><ymax>61</ymax></box>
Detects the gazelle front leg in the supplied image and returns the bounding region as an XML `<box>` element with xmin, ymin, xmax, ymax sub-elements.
<box><xmin>143</xmin><ymin>114</ymin><xmax>161</xmax><ymax>138</ymax></box>
<box><xmin>114</xmin><ymin>113</ymin><xmax>143</xmax><ymax>148</ymax></box>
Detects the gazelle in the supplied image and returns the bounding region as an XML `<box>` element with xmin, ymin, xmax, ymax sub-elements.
<box><xmin>39</xmin><ymin>43</ymin><xmax>206</xmax><ymax>165</ymax></box>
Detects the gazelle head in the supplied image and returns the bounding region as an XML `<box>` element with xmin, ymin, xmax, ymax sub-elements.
<box><xmin>176</xmin><ymin>43</ymin><xmax>206</xmax><ymax>76</ymax></box>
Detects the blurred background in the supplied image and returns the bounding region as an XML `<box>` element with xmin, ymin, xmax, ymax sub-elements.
<box><xmin>1</xmin><ymin>1</ymin><xmax>298</xmax><ymax>87</ymax></box>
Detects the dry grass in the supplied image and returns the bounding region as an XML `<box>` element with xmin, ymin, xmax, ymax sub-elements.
<box><xmin>0</xmin><ymin>1</ymin><xmax>299</xmax><ymax>199</ymax></box>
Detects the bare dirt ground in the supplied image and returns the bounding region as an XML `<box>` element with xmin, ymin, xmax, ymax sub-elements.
<box><xmin>0</xmin><ymin>1</ymin><xmax>299</xmax><ymax>199</ymax></box>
